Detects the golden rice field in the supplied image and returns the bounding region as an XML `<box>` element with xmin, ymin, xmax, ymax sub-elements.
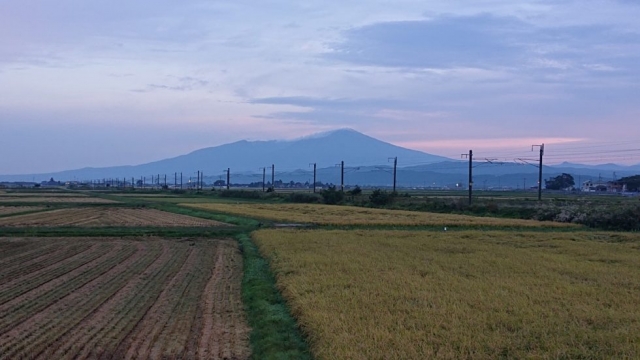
<box><xmin>254</xmin><ymin>229</ymin><xmax>640</xmax><ymax>359</ymax></box>
<box><xmin>185</xmin><ymin>203</ymin><xmax>577</xmax><ymax>227</ymax></box>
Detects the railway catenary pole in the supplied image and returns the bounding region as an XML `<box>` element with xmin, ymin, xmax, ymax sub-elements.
<box><xmin>341</xmin><ymin>161</ymin><xmax>344</xmax><ymax>192</ymax></box>
<box><xmin>271</xmin><ymin>164</ymin><xmax>275</xmax><ymax>191</ymax></box>
<box><xmin>461</xmin><ymin>150</ymin><xmax>472</xmax><ymax>205</ymax></box>
<box><xmin>389</xmin><ymin>157</ymin><xmax>397</xmax><ymax>192</ymax></box>
<box><xmin>532</xmin><ymin>144</ymin><xmax>544</xmax><ymax>200</ymax></box>
<box><xmin>310</xmin><ymin>163</ymin><xmax>316</xmax><ymax>193</ymax></box>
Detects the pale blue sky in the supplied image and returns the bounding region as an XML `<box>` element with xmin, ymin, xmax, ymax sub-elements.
<box><xmin>1</xmin><ymin>0</ymin><xmax>639</xmax><ymax>173</ymax></box>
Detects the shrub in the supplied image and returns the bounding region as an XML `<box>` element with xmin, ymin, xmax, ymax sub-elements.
<box><xmin>218</xmin><ymin>189</ymin><xmax>263</xmax><ymax>199</ymax></box>
<box><xmin>321</xmin><ymin>186</ymin><xmax>344</xmax><ymax>205</ymax></box>
<box><xmin>369</xmin><ymin>189</ymin><xmax>396</xmax><ymax>206</ymax></box>
<box><xmin>288</xmin><ymin>192</ymin><xmax>321</xmax><ymax>204</ymax></box>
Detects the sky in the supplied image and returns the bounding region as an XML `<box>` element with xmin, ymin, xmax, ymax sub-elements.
<box><xmin>1</xmin><ymin>0</ymin><xmax>639</xmax><ymax>174</ymax></box>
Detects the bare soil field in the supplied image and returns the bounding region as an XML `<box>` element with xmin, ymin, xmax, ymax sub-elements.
<box><xmin>0</xmin><ymin>206</ymin><xmax>44</xmax><ymax>216</ymax></box>
<box><xmin>0</xmin><ymin>237</ymin><xmax>250</xmax><ymax>359</ymax></box>
<box><xmin>0</xmin><ymin>208</ymin><xmax>232</xmax><ymax>227</ymax></box>
<box><xmin>0</xmin><ymin>197</ymin><xmax>116</xmax><ymax>204</ymax></box>
<box><xmin>0</xmin><ymin>193</ymin><xmax>87</xmax><ymax>197</ymax></box>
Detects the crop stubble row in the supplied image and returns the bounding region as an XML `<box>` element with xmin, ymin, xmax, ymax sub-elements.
<box><xmin>0</xmin><ymin>207</ymin><xmax>231</xmax><ymax>227</ymax></box>
<box><xmin>0</xmin><ymin>206</ymin><xmax>44</xmax><ymax>216</ymax></box>
<box><xmin>0</xmin><ymin>237</ymin><xmax>250</xmax><ymax>360</ymax></box>
<box><xmin>0</xmin><ymin>197</ymin><xmax>115</xmax><ymax>204</ymax></box>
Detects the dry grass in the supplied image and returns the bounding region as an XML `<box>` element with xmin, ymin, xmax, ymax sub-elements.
<box><xmin>254</xmin><ymin>229</ymin><xmax>640</xmax><ymax>359</ymax></box>
<box><xmin>185</xmin><ymin>203</ymin><xmax>576</xmax><ymax>228</ymax></box>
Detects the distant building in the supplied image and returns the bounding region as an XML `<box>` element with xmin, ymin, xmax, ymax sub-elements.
<box><xmin>581</xmin><ymin>180</ymin><xmax>626</xmax><ymax>193</ymax></box>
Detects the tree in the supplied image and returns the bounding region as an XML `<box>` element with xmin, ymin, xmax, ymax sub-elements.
<box><xmin>545</xmin><ymin>173</ymin><xmax>575</xmax><ymax>190</ymax></box>
<box><xmin>348</xmin><ymin>185</ymin><xmax>362</xmax><ymax>196</ymax></box>
<box><xmin>320</xmin><ymin>186</ymin><xmax>344</xmax><ymax>205</ymax></box>
<box><xmin>617</xmin><ymin>175</ymin><xmax>640</xmax><ymax>192</ymax></box>
<box><xmin>369</xmin><ymin>189</ymin><xmax>395</xmax><ymax>206</ymax></box>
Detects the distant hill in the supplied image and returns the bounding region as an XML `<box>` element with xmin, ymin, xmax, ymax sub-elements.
<box><xmin>2</xmin><ymin>129</ymin><xmax>638</xmax><ymax>188</ymax></box>
<box><xmin>0</xmin><ymin>129</ymin><xmax>450</xmax><ymax>182</ymax></box>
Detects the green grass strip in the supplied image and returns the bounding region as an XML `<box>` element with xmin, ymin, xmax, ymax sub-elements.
<box><xmin>237</xmin><ymin>233</ymin><xmax>312</xmax><ymax>360</ymax></box>
<box><xmin>153</xmin><ymin>203</ymin><xmax>261</xmax><ymax>228</ymax></box>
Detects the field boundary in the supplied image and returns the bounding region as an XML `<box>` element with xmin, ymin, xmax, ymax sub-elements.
<box><xmin>237</xmin><ymin>233</ymin><xmax>312</xmax><ymax>360</ymax></box>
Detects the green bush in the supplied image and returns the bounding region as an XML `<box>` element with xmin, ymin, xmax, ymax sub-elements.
<box><xmin>321</xmin><ymin>186</ymin><xmax>344</xmax><ymax>205</ymax></box>
<box><xmin>288</xmin><ymin>192</ymin><xmax>321</xmax><ymax>204</ymax></box>
<box><xmin>218</xmin><ymin>189</ymin><xmax>263</xmax><ymax>199</ymax></box>
<box><xmin>369</xmin><ymin>189</ymin><xmax>396</xmax><ymax>206</ymax></box>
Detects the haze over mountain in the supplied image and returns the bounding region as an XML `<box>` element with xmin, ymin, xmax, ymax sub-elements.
<box><xmin>2</xmin><ymin>129</ymin><xmax>639</xmax><ymax>188</ymax></box>
<box><xmin>0</xmin><ymin>129</ymin><xmax>449</xmax><ymax>182</ymax></box>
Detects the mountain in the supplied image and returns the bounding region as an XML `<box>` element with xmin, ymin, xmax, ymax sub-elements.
<box><xmin>0</xmin><ymin>129</ymin><xmax>451</xmax><ymax>182</ymax></box>
<box><xmin>551</xmin><ymin>162</ymin><xmax>640</xmax><ymax>172</ymax></box>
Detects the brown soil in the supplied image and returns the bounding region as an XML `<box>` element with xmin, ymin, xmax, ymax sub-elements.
<box><xmin>0</xmin><ymin>207</ymin><xmax>232</xmax><ymax>227</ymax></box>
<box><xmin>0</xmin><ymin>206</ymin><xmax>44</xmax><ymax>215</ymax></box>
<box><xmin>0</xmin><ymin>237</ymin><xmax>250</xmax><ymax>360</ymax></box>
<box><xmin>197</xmin><ymin>240</ymin><xmax>251</xmax><ymax>360</ymax></box>
<box><xmin>0</xmin><ymin>197</ymin><xmax>116</xmax><ymax>203</ymax></box>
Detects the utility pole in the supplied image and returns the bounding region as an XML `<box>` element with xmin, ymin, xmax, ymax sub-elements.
<box><xmin>175</xmin><ymin>172</ymin><xmax>177</xmax><ymax>189</ymax></box>
<box><xmin>164</xmin><ymin>174</ymin><xmax>167</xmax><ymax>188</ymax></box>
<box><xmin>532</xmin><ymin>143</ymin><xmax>544</xmax><ymax>200</ymax></box>
<box><xmin>310</xmin><ymin>163</ymin><xmax>317</xmax><ymax>193</ymax></box>
<box><xmin>201</xmin><ymin>171</ymin><xmax>204</xmax><ymax>190</ymax></box>
<box><xmin>271</xmin><ymin>164</ymin><xmax>275</xmax><ymax>191</ymax></box>
<box><xmin>461</xmin><ymin>150</ymin><xmax>472</xmax><ymax>205</ymax></box>
<box><xmin>389</xmin><ymin>157</ymin><xmax>397</xmax><ymax>192</ymax></box>
<box><xmin>225</xmin><ymin>168</ymin><xmax>230</xmax><ymax>190</ymax></box>
<box><xmin>197</xmin><ymin>171</ymin><xmax>200</xmax><ymax>191</ymax></box>
<box><xmin>180</xmin><ymin>172</ymin><xmax>183</xmax><ymax>189</ymax></box>
<box><xmin>260</xmin><ymin>167</ymin><xmax>266</xmax><ymax>192</ymax></box>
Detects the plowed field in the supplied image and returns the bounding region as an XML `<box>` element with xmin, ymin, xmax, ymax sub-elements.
<box><xmin>0</xmin><ymin>193</ymin><xmax>87</xmax><ymax>197</ymax></box>
<box><xmin>0</xmin><ymin>208</ymin><xmax>232</xmax><ymax>227</ymax></box>
<box><xmin>0</xmin><ymin>206</ymin><xmax>43</xmax><ymax>216</ymax></box>
<box><xmin>0</xmin><ymin>197</ymin><xmax>116</xmax><ymax>204</ymax></box>
<box><xmin>0</xmin><ymin>237</ymin><xmax>250</xmax><ymax>359</ymax></box>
